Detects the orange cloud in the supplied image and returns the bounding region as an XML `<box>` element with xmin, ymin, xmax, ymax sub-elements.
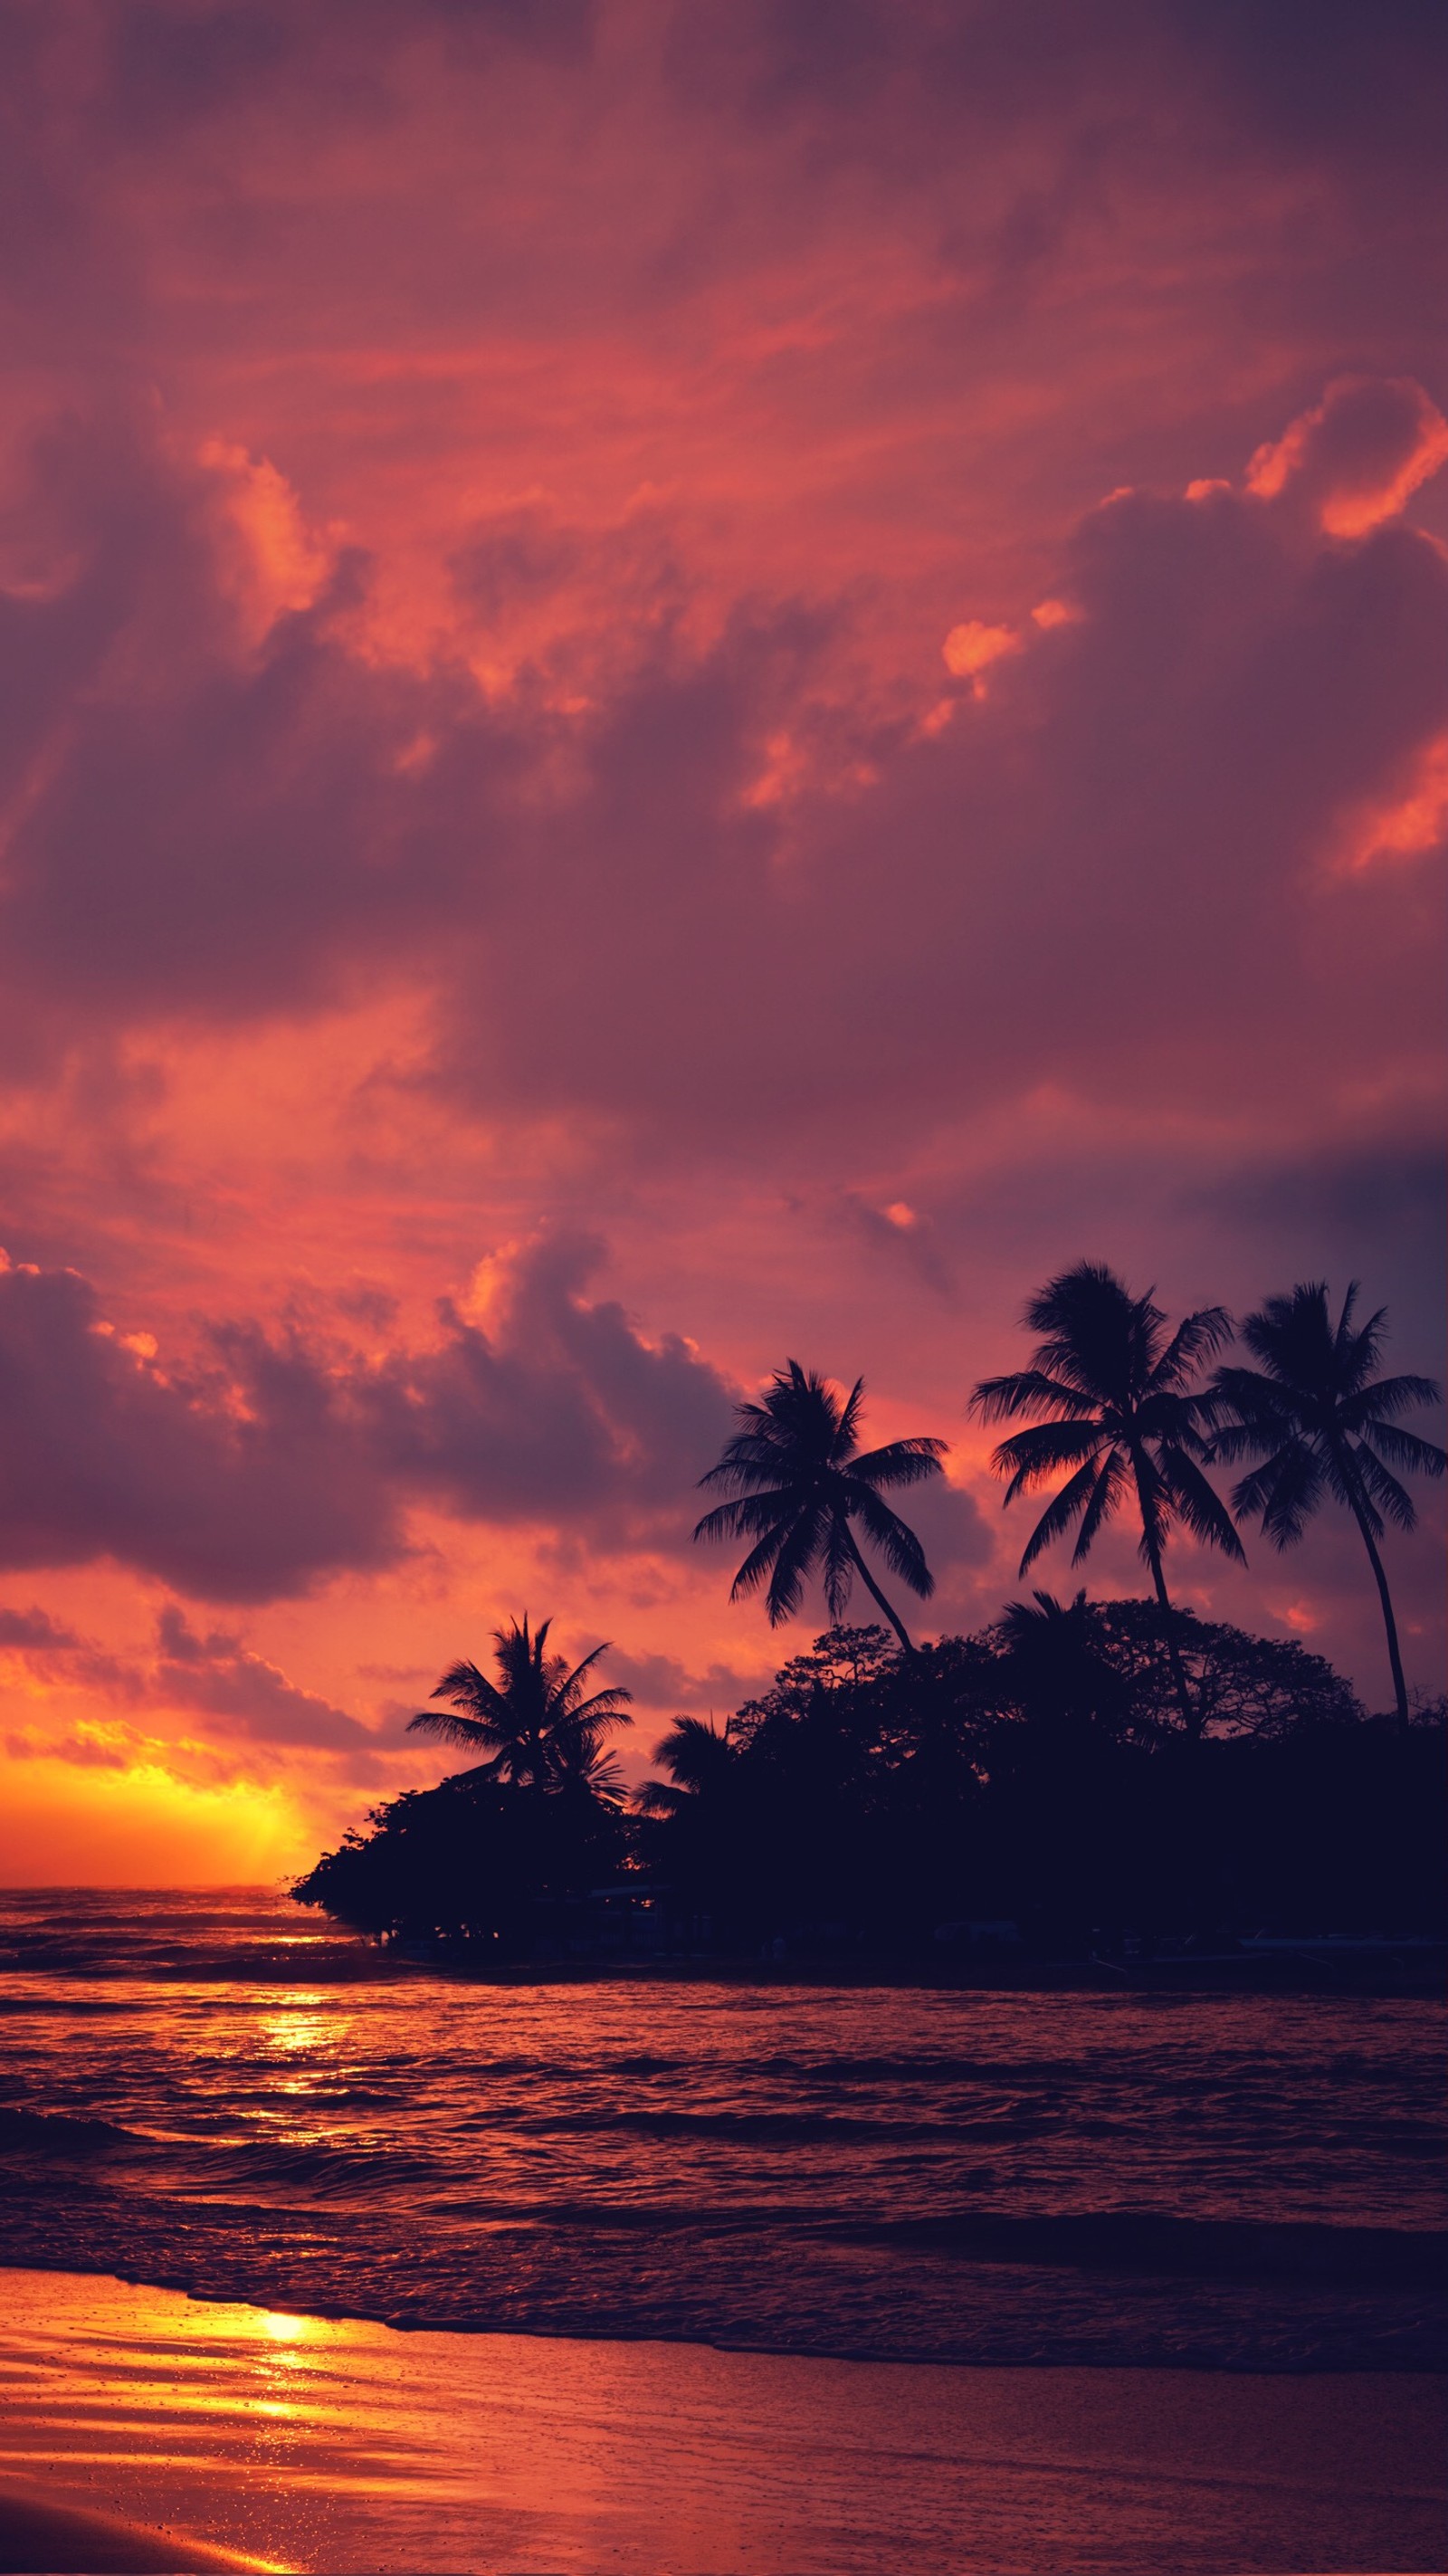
<box><xmin>1246</xmin><ymin>377</ymin><xmax>1448</xmax><ymax>536</ymax></box>
<box><xmin>942</xmin><ymin>620</ymin><xmax>1020</xmax><ymax>681</ymax></box>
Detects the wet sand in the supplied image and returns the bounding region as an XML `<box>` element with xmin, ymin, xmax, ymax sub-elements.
<box><xmin>0</xmin><ymin>2267</ymin><xmax>1442</xmax><ymax>2574</ymax></box>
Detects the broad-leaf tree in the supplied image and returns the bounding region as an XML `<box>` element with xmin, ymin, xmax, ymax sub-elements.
<box><xmin>970</xmin><ymin>1262</ymin><xmax>1243</xmax><ymax>1732</ymax></box>
<box><xmin>694</xmin><ymin>1360</ymin><xmax>947</xmax><ymax>1655</ymax></box>
<box><xmin>407</xmin><ymin>1615</ymin><xmax>633</xmax><ymax>1791</ymax></box>
<box><xmin>1206</xmin><ymin>1281</ymin><xmax>1445</xmax><ymax>1727</ymax></box>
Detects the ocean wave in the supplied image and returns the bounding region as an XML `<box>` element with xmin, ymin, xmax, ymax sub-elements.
<box><xmin>0</xmin><ymin>2105</ymin><xmax>131</xmax><ymax>2158</ymax></box>
<box><xmin>825</xmin><ymin>2209</ymin><xmax>1448</xmax><ymax>2285</ymax></box>
<box><xmin>529</xmin><ymin>2106</ymin><xmax>1055</xmax><ymax>2142</ymax></box>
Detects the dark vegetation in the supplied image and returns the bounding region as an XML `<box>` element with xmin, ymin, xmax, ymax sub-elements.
<box><xmin>291</xmin><ymin>1606</ymin><xmax>1445</xmax><ymax>1958</ymax></box>
<box><xmin>292</xmin><ymin>1268</ymin><xmax>1445</xmax><ymax>1963</ymax></box>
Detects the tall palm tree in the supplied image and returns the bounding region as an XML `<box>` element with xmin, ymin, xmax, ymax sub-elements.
<box><xmin>694</xmin><ymin>1360</ymin><xmax>947</xmax><ymax>1655</ymax></box>
<box><xmin>970</xmin><ymin>1263</ymin><xmax>1243</xmax><ymax>1732</ymax></box>
<box><xmin>407</xmin><ymin>1615</ymin><xmax>632</xmax><ymax>1790</ymax></box>
<box><xmin>1205</xmin><ymin>1282</ymin><xmax>1444</xmax><ymax>1727</ymax></box>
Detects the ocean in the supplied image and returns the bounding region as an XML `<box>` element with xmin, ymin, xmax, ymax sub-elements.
<box><xmin>0</xmin><ymin>1887</ymin><xmax>1441</xmax><ymax>2372</ymax></box>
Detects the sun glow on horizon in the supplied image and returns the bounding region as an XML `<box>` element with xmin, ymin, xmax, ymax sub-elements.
<box><xmin>0</xmin><ymin>1755</ymin><xmax>311</xmax><ymax>1888</ymax></box>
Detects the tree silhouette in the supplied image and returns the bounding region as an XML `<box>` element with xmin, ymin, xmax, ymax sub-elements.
<box><xmin>406</xmin><ymin>1615</ymin><xmax>632</xmax><ymax>1790</ymax></box>
<box><xmin>635</xmin><ymin>1715</ymin><xmax>738</xmax><ymax>1814</ymax></box>
<box><xmin>997</xmin><ymin>1589</ymin><xmax>1127</xmax><ymax>1736</ymax></box>
<box><xmin>1206</xmin><ymin>1282</ymin><xmax>1445</xmax><ymax>1727</ymax></box>
<box><xmin>694</xmin><ymin>1360</ymin><xmax>947</xmax><ymax>1654</ymax></box>
<box><xmin>970</xmin><ymin>1263</ymin><xmax>1243</xmax><ymax>1732</ymax></box>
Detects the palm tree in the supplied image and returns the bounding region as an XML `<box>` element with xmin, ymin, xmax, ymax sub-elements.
<box><xmin>634</xmin><ymin>1715</ymin><xmax>737</xmax><ymax>1816</ymax></box>
<box><xmin>407</xmin><ymin>1615</ymin><xmax>633</xmax><ymax>1790</ymax></box>
<box><xmin>969</xmin><ymin>1263</ymin><xmax>1243</xmax><ymax>1732</ymax></box>
<box><xmin>1205</xmin><ymin>1282</ymin><xmax>1445</xmax><ymax>1727</ymax></box>
<box><xmin>694</xmin><ymin>1360</ymin><xmax>947</xmax><ymax>1655</ymax></box>
<box><xmin>998</xmin><ymin>1589</ymin><xmax>1126</xmax><ymax>1735</ymax></box>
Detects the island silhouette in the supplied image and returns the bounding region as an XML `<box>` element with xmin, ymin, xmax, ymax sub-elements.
<box><xmin>293</xmin><ymin>1266</ymin><xmax>1445</xmax><ymax>1964</ymax></box>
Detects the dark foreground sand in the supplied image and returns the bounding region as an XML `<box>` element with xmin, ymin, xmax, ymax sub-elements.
<box><xmin>0</xmin><ymin>2267</ymin><xmax>1442</xmax><ymax>2574</ymax></box>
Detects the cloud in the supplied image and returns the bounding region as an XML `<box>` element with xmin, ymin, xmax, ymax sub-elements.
<box><xmin>0</xmin><ymin>1597</ymin><xmax>388</xmax><ymax>1774</ymax></box>
<box><xmin>0</xmin><ymin>1234</ymin><xmax>736</xmax><ymax>1601</ymax></box>
<box><xmin>0</xmin><ymin>1604</ymin><xmax>78</xmax><ymax>1650</ymax></box>
<box><xmin>0</xmin><ymin>1</ymin><xmax>1440</xmax><ymax>1798</ymax></box>
<box><xmin>605</xmin><ymin>1644</ymin><xmax>769</xmax><ymax>1714</ymax></box>
<box><xmin>366</xmin><ymin>1231</ymin><xmax>737</xmax><ymax>1533</ymax></box>
<box><xmin>416</xmin><ymin>388</ymin><xmax>1448</xmax><ymax>1160</ymax></box>
<box><xmin>148</xmin><ymin>1606</ymin><xmax>372</xmax><ymax>1750</ymax></box>
<box><xmin>0</xmin><ymin>1251</ymin><xmax>396</xmax><ymax>1598</ymax></box>
<box><xmin>1245</xmin><ymin>377</ymin><xmax>1448</xmax><ymax>538</ymax></box>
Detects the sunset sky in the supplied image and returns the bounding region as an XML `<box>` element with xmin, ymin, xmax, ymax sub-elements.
<box><xmin>0</xmin><ymin>0</ymin><xmax>1443</xmax><ymax>1882</ymax></box>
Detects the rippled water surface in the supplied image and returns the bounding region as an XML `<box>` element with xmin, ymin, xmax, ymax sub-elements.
<box><xmin>0</xmin><ymin>1889</ymin><xmax>1442</xmax><ymax>2370</ymax></box>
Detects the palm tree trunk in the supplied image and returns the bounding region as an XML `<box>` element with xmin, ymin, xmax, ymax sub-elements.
<box><xmin>1131</xmin><ymin>1451</ymin><xmax>1196</xmax><ymax>1736</ymax></box>
<box><xmin>1340</xmin><ymin>1466</ymin><xmax>1411</xmax><ymax>1730</ymax></box>
<box><xmin>1146</xmin><ymin>1546</ymin><xmax>1197</xmax><ymax>1739</ymax></box>
<box><xmin>839</xmin><ymin>1522</ymin><xmax>917</xmax><ymax>1655</ymax></box>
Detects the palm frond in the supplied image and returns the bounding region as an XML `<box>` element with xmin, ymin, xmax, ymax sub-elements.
<box><xmin>1350</xmin><ymin>1440</ymin><xmax>1418</xmax><ymax>1533</ymax></box>
<box><xmin>1157</xmin><ymin>1447</ymin><xmax>1247</xmax><ymax>1561</ymax></box>
<box><xmin>406</xmin><ymin>1706</ymin><xmax>497</xmax><ymax>1749</ymax></box>
<box><xmin>726</xmin><ymin>1519</ymin><xmax>795</xmax><ymax>1602</ymax></box>
<box><xmin>1017</xmin><ymin>1453</ymin><xmax>1110</xmax><ymax>1574</ymax></box>
<box><xmin>834</xmin><ymin>1375</ymin><xmax>867</xmax><ymax>1460</ymax></box>
<box><xmin>651</xmin><ymin>1715</ymin><xmax>734</xmax><ymax>1789</ymax></box>
<box><xmin>849</xmin><ymin>1435</ymin><xmax>948</xmax><ymax>1488</ymax></box>
<box><xmin>970</xmin><ymin>1369</ymin><xmax>1097</xmax><ymax>1425</ymax></box>
<box><xmin>1336</xmin><ymin>1285</ymin><xmax>1387</xmax><ymax>1386</ymax></box>
<box><xmin>1359</xmin><ymin>1420</ymin><xmax>1447</xmax><ymax>1478</ymax></box>
<box><xmin>1130</xmin><ymin>1447</ymin><xmax>1167</xmax><ymax>1568</ymax></box>
<box><xmin>1230</xmin><ymin>1438</ymin><xmax>1323</xmax><ymax>1546</ymax></box>
<box><xmin>563</xmin><ymin>1685</ymin><xmax>634</xmax><ymax>1731</ymax></box>
<box><xmin>821</xmin><ymin>1508</ymin><xmax>856</xmax><ymax>1622</ymax></box>
<box><xmin>1023</xmin><ymin>1263</ymin><xmax>1166</xmax><ymax>1407</ymax></box>
<box><xmin>1240</xmin><ymin>1283</ymin><xmax>1334</xmax><ymax>1381</ymax></box>
<box><xmin>993</xmin><ymin>1420</ymin><xmax>1109</xmax><ymax>1498</ymax></box>
<box><xmin>1153</xmin><ymin>1305</ymin><xmax>1234</xmax><ymax>1388</ymax></box>
<box><xmin>851</xmin><ymin>1487</ymin><xmax>935</xmax><ymax>1597</ymax></box>
<box><xmin>764</xmin><ymin>1505</ymin><xmax>830</xmax><ymax>1625</ymax></box>
<box><xmin>1068</xmin><ymin>1454</ymin><xmax>1126</xmax><ymax>1567</ymax></box>
<box><xmin>428</xmin><ymin>1657</ymin><xmax>509</xmax><ymax>1719</ymax></box>
<box><xmin>1339</xmin><ymin>1374</ymin><xmax>1443</xmax><ymax>1431</ymax></box>
<box><xmin>693</xmin><ymin>1489</ymin><xmax>796</xmax><ymax>1544</ymax></box>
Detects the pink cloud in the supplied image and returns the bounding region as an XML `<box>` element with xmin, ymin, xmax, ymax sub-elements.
<box><xmin>1246</xmin><ymin>377</ymin><xmax>1448</xmax><ymax>538</ymax></box>
<box><xmin>0</xmin><ymin>1235</ymin><xmax>735</xmax><ymax>1600</ymax></box>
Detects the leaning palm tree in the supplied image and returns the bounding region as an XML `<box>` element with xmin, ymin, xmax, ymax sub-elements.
<box><xmin>407</xmin><ymin>1616</ymin><xmax>632</xmax><ymax>1791</ymax></box>
<box><xmin>1205</xmin><ymin>1282</ymin><xmax>1444</xmax><ymax>1728</ymax></box>
<box><xmin>694</xmin><ymin>1361</ymin><xmax>946</xmax><ymax>1655</ymax></box>
<box><xmin>970</xmin><ymin>1263</ymin><xmax>1243</xmax><ymax>1732</ymax></box>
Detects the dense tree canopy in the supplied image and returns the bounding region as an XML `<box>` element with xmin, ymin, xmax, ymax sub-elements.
<box><xmin>294</xmin><ymin>1603</ymin><xmax>1443</xmax><ymax>1958</ymax></box>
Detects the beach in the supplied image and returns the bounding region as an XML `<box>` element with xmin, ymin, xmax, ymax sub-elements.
<box><xmin>1</xmin><ymin>1894</ymin><xmax>1442</xmax><ymax>2569</ymax></box>
<box><xmin>1</xmin><ymin>2266</ymin><xmax>1444</xmax><ymax>2574</ymax></box>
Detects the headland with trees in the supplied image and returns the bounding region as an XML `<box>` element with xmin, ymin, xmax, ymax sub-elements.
<box><xmin>291</xmin><ymin>1264</ymin><xmax>1445</xmax><ymax>1969</ymax></box>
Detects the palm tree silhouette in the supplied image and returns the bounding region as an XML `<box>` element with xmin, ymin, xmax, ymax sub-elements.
<box><xmin>694</xmin><ymin>1360</ymin><xmax>947</xmax><ymax>1655</ymax></box>
<box><xmin>406</xmin><ymin>1615</ymin><xmax>633</xmax><ymax>1790</ymax></box>
<box><xmin>634</xmin><ymin>1715</ymin><xmax>737</xmax><ymax>1815</ymax></box>
<box><xmin>970</xmin><ymin>1263</ymin><xmax>1243</xmax><ymax>1732</ymax></box>
<box><xmin>1205</xmin><ymin>1282</ymin><xmax>1445</xmax><ymax>1727</ymax></box>
<box><xmin>998</xmin><ymin>1589</ymin><xmax>1126</xmax><ymax>1735</ymax></box>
